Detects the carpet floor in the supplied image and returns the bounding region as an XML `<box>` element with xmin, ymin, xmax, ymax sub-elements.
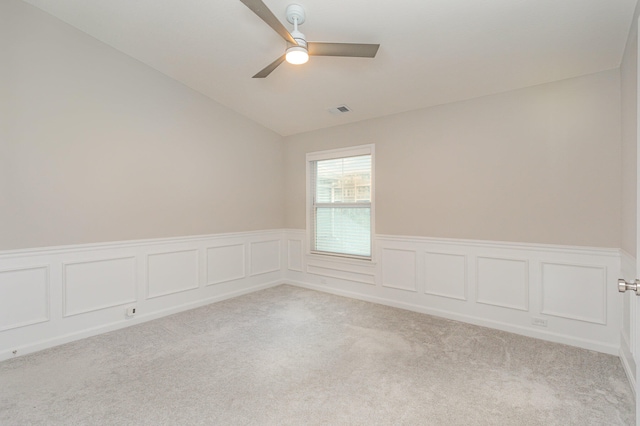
<box><xmin>0</xmin><ymin>284</ymin><xmax>635</xmax><ymax>425</ymax></box>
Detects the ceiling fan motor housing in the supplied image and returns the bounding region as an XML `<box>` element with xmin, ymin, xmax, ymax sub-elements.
<box><xmin>290</xmin><ymin>29</ymin><xmax>307</xmax><ymax>48</ymax></box>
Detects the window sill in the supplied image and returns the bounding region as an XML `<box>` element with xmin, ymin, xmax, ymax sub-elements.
<box><xmin>306</xmin><ymin>252</ymin><xmax>377</xmax><ymax>268</ymax></box>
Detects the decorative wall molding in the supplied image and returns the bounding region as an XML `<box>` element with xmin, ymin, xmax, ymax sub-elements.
<box><xmin>287</xmin><ymin>239</ymin><xmax>303</xmax><ymax>272</ymax></box>
<box><xmin>424</xmin><ymin>252</ymin><xmax>467</xmax><ymax>301</ymax></box>
<box><xmin>63</xmin><ymin>257</ymin><xmax>137</xmax><ymax>317</ymax></box>
<box><xmin>0</xmin><ymin>266</ymin><xmax>50</xmax><ymax>332</ymax></box>
<box><xmin>476</xmin><ymin>256</ymin><xmax>529</xmax><ymax>311</ymax></box>
<box><xmin>376</xmin><ymin>234</ymin><xmax>621</xmax><ymax>257</ymax></box>
<box><xmin>0</xmin><ymin>229</ymin><xmax>627</xmax><ymax>365</ymax></box>
<box><xmin>249</xmin><ymin>240</ymin><xmax>281</xmax><ymax>276</ymax></box>
<box><xmin>306</xmin><ymin>254</ymin><xmax>376</xmax><ymax>285</ymax></box>
<box><xmin>206</xmin><ymin>244</ymin><xmax>246</xmax><ymax>286</ymax></box>
<box><xmin>540</xmin><ymin>262</ymin><xmax>606</xmax><ymax>325</ymax></box>
<box><xmin>381</xmin><ymin>248</ymin><xmax>417</xmax><ymax>292</ymax></box>
<box><xmin>0</xmin><ymin>229</ymin><xmax>284</xmax><ymax>258</ymax></box>
<box><xmin>146</xmin><ymin>249</ymin><xmax>199</xmax><ymax>299</ymax></box>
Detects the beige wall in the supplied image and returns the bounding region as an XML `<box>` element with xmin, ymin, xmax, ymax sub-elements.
<box><xmin>621</xmin><ymin>12</ymin><xmax>639</xmax><ymax>257</ymax></box>
<box><xmin>0</xmin><ymin>0</ymin><xmax>284</xmax><ymax>250</ymax></box>
<box><xmin>285</xmin><ymin>70</ymin><xmax>622</xmax><ymax>248</ymax></box>
<box><xmin>2</xmin><ymin>0</ymin><xmax>626</xmax><ymax>251</ymax></box>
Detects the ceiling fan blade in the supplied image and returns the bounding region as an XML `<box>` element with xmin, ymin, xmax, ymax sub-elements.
<box><xmin>239</xmin><ymin>0</ymin><xmax>297</xmax><ymax>45</ymax></box>
<box><xmin>253</xmin><ymin>54</ymin><xmax>286</xmax><ymax>78</ymax></box>
<box><xmin>308</xmin><ymin>42</ymin><xmax>380</xmax><ymax>58</ymax></box>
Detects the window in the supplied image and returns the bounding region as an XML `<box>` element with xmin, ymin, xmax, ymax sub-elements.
<box><xmin>307</xmin><ymin>145</ymin><xmax>374</xmax><ymax>259</ymax></box>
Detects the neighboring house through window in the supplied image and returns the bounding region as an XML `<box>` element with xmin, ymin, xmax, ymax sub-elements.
<box><xmin>307</xmin><ymin>145</ymin><xmax>374</xmax><ymax>259</ymax></box>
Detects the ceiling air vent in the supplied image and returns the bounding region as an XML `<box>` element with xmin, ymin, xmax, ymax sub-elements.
<box><xmin>328</xmin><ymin>105</ymin><xmax>352</xmax><ymax>115</ymax></box>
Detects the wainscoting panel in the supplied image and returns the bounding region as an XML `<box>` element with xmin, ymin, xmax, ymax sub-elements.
<box><xmin>207</xmin><ymin>244</ymin><xmax>245</xmax><ymax>285</ymax></box>
<box><xmin>476</xmin><ymin>257</ymin><xmax>529</xmax><ymax>311</ymax></box>
<box><xmin>541</xmin><ymin>262</ymin><xmax>606</xmax><ymax>324</ymax></box>
<box><xmin>381</xmin><ymin>248</ymin><xmax>417</xmax><ymax>292</ymax></box>
<box><xmin>64</xmin><ymin>257</ymin><xmax>137</xmax><ymax>317</ymax></box>
<box><xmin>424</xmin><ymin>252</ymin><xmax>467</xmax><ymax>300</ymax></box>
<box><xmin>250</xmin><ymin>240</ymin><xmax>281</xmax><ymax>276</ymax></box>
<box><xmin>147</xmin><ymin>250</ymin><xmax>199</xmax><ymax>299</ymax></box>
<box><xmin>0</xmin><ymin>266</ymin><xmax>49</xmax><ymax>331</ymax></box>
<box><xmin>287</xmin><ymin>240</ymin><xmax>303</xmax><ymax>272</ymax></box>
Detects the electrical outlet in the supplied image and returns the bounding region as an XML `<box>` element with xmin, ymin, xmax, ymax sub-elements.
<box><xmin>532</xmin><ymin>318</ymin><xmax>548</xmax><ymax>327</ymax></box>
<box><xmin>126</xmin><ymin>306</ymin><xmax>137</xmax><ymax>317</ymax></box>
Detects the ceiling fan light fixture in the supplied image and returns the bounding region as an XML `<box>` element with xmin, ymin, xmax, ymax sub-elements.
<box><xmin>240</xmin><ymin>0</ymin><xmax>379</xmax><ymax>78</ymax></box>
<box><xmin>285</xmin><ymin>45</ymin><xmax>309</xmax><ymax>65</ymax></box>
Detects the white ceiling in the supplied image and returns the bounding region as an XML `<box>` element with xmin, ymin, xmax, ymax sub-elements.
<box><xmin>22</xmin><ymin>0</ymin><xmax>638</xmax><ymax>136</ymax></box>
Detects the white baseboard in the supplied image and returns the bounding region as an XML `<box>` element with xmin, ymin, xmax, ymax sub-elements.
<box><xmin>0</xmin><ymin>230</ymin><xmax>285</xmax><ymax>362</ymax></box>
<box><xmin>285</xmin><ymin>229</ymin><xmax>623</xmax><ymax>356</ymax></box>
<box><xmin>0</xmin><ymin>280</ymin><xmax>281</xmax><ymax>361</ymax></box>
<box><xmin>286</xmin><ymin>279</ymin><xmax>618</xmax><ymax>355</ymax></box>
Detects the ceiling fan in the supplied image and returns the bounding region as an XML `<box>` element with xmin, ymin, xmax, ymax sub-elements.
<box><xmin>239</xmin><ymin>0</ymin><xmax>380</xmax><ymax>78</ymax></box>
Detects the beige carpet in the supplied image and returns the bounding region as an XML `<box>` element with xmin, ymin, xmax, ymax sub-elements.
<box><xmin>0</xmin><ymin>284</ymin><xmax>634</xmax><ymax>425</ymax></box>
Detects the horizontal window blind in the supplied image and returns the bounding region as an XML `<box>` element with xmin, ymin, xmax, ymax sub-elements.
<box><xmin>310</xmin><ymin>154</ymin><xmax>372</xmax><ymax>258</ymax></box>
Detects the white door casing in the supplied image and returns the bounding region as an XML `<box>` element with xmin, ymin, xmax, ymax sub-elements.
<box><xmin>629</xmin><ymin>13</ymin><xmax>640</xmax><ymax>426</ymax></box>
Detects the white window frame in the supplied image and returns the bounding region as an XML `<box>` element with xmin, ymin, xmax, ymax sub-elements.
<box><xmin>306</xmin><ymin>144</ymin><xmax>375</xmax><ymax>261</ymax></box>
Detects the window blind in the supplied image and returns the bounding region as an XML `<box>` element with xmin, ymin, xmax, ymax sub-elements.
<box><xmin>310</xmin><ymin>154</ymin><xmax>372</xmax><ymax>258</ymax></box>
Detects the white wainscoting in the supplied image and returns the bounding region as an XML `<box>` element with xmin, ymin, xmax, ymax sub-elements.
<box><xmin>0</xmin><ymin>229</ymin><xmax>628</xmax><ymax>362</ymax></box>
<box><xmin>0</xmin><ymin>230</ymin><xmax>284</xmax><ymax>362</ymax></box>
<box><xmin>284</xmin><ymin>229</ymin><xmax>623</xmax><ymax>355</ymax></box>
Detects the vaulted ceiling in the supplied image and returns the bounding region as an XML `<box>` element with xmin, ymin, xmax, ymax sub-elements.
<box><xmin>21</xmin><ymin>0</ymin><xmax>638</xmax><ymax>136</ymax></box>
